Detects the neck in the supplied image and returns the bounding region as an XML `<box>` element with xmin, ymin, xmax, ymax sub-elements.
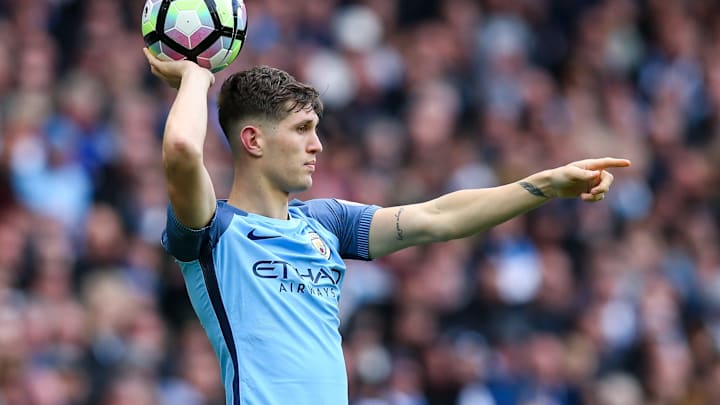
<box><xmin>226</xmin><ymin>168</ymin><xmax>290</xmax><ymax>220</ymax></box>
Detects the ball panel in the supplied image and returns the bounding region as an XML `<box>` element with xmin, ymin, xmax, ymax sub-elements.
<box><xmin>222</xmin><ymin>38</ymin><xmax>244</xmax><ymax>68</ymax></box>
<box><xmin>197</xmin><ymin>36</ymin><xmax>231</xmax><ymax>72</ymax></box>
<box><xmin>164</xmin><ymin>7</ymin><xmax>178</xmax><ymax>33</ymax></box>
<box><xmin>141</xmin><ymin>0</ymin><xmax>162</xmax><ymax>36</ymax></box>
<box><xmin>197</xmin><ymin>36</ymin><xmax>226</xmax><ymax>60</ymax></box>
<box><xmin>171</xmin><ymin>0</ymin><xmax>203</xmax><ymax>11</ymax></box>
<box><xmin>197</xmin><ymin>36</ymin><xmax>242</xmax><ymax>73</ymax></box>
<box><xmin>189</xmin><ymin>26</ymin><xmax>214</xmax><ymax>48</ymax></box>
<box><xmin>209</xmin><ymin>49</ymin><xmax>230</xmax><ymax>68</ymax></box>
<box><xmin>173</xmin><ymin>10</ymin><xmax>203</xmax><ymax>36</ymax></box>
<box><xmin>148</xmin><ymin>41</ymin><xmax>163</xmax><ymax>57</ymax></box>
<box><xmin>196</xmin><ymin>58</ymin><xmax>212</xmax><ymax>70</ymax></box>
<box><xmin>164</xmin><ymin>28</ymin><xmax>191</xmax><ymax>49</ymax></box>
<box><xmin>159</xmin><ymin>43</ymin><xmax>186</xmax><ymax>61</ymax></box>
<box><xmin>194</xmin><ymin>6</ymin><xmax>214</xmax><ymax>28</ymax></box>
<box><xmin>237</xmin><ymin>3</ymin><xmax>248</xmax><ymax>31</ymax></box>
<box><xmin>214</xmin><ymin>0</ymin><xmax>235</xmax><ymax>28</ymax></box>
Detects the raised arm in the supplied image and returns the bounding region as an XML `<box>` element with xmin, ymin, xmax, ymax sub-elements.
<box><xmin>368</xmin><ymin>157</ymin><xmax>631</xmax><ymax>258</ymax></box>
<box><xmin>144</xmin><ymin>48</ymin><xmax>217</xmax><ymax>229</ymax></box>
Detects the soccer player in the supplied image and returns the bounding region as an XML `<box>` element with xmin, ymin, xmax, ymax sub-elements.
<box><xmin>143</xmin><ymin>48</ymin><xmax>630</xmax><ymax>405</ymax></box>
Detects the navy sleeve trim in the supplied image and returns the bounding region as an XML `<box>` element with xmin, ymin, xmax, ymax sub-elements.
<box><xmin>162</xmin><ymin>201</ymin><xmax>238</xmax><ymax>262</ymax></box>
<box><xmin>356</xmin><ymin>205</ymin><xmax>379</xmax><ymax>260</ymax></box>
<box><xmin>162</xmin><ymin>204</ymin><xmax>214</xmax><ymax>262</ymax></box>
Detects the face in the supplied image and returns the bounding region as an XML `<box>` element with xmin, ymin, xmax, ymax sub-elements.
<box><xmin>260</xmin><ymin>108</ymin><xmax>322</xmax><ymax>193</ymax></box>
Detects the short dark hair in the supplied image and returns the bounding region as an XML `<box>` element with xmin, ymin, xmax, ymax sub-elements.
<box><xmin>217</xmin><ymin>66</ymin><xmax>323</xmax><ymax>138</ymax></box>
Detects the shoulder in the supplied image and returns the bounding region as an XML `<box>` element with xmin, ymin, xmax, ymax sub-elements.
<box><xmin>289</xmin><ymin>198</ymin><xmax>334</xmax><ymax>215</ymax></box>
<box><xmin>290</xmin><ymin>198</ymin><xmax>380</xmax><ymax>238</ymax></box>
<box><xmin>290</xmin><ymin>198</ymin><xmax>373</xmax><ymax>212</ymax></box>
<box><xmin>290</xmin><ymin>198</ymin><xmax>379</xmax><ymax>221</ymax></box>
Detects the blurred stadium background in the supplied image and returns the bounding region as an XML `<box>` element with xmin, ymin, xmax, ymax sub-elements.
<box><xmin>1</xmin><ymin>0</ymin><xmax>720</xmax><ymax>404</ymax></box>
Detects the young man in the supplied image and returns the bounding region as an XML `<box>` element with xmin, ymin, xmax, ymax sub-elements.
<box><xmin>144</xmin><ymin>49</ymin><xmax>630</xmax><ymax>405</ymax></box>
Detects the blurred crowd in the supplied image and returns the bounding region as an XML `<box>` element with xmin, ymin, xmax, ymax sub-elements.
<box><xmin>0</xmin><ymin>0</ymin><xmax>719</xmax><ymax>404</ymax></box>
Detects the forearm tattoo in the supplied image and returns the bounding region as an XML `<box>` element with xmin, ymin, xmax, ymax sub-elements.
<box><xmin>519</xmin><ymin>181</ymin><xmax>548</xmax><ymax>198</ymax></box>
<box><xmin>394</xmin><ymin>208</ymin><xmax>405</xmax><ymax>240</ymax></box>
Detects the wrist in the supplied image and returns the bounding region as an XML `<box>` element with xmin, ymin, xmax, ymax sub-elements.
<box><xmin>521</xmin><ymin>170</ymin><xmax>556</xmax><ymax>199</ymax></box>
<box><xmin>182</xmin><ymin>65</ymin><xmax>215</xmax><ymax>87</ymax></box>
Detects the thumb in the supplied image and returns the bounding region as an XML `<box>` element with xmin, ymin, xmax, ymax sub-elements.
<box><xmin>581</xmin><ymin>169</ymin><xmax>600</xmax><ymax>180</ymax></box>
<box><xmin>568</xmin><ymin>164</ymin><xmax>599</xmax><ymax>180</ymax></box>
<box><xmin>571</xmin><ymin>167</ymin><xmax>602</xmax><ymax>190</ymax></box>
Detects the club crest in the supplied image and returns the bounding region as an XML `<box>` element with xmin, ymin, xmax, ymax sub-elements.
<box><xmin>309</xmin><ymin>232</ymin><xmax>330</xmax><ymax>259</ymax></box>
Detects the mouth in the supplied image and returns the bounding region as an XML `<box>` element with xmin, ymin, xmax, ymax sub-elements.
<box><xmin>304</xmin><ymin>160</ymin><xmax>316</xmax><ymax>172</ymax></box>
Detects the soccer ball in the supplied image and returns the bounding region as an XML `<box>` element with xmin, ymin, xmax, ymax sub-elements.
<box><xmin>141</xmin><ymin>0</ymin><xmax>247</xmax><ymax>73</ymax></box>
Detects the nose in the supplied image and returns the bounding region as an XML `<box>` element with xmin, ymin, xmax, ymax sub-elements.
<box><xmin>308</xmin><ymin>131</ymin><xmax>323</xmax><ymax>153</ymax></box>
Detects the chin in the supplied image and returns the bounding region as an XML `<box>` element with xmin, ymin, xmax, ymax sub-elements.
<box><xmin>286</xmin><ymin>180</ymin><xmax>312</xmax><ymax>193</ymax></box>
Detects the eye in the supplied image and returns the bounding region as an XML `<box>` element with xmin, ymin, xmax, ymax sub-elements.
<box><xmin>298</xmin><ymin>123</ymin><xmax>313</xmax><ymax>133</ymax></box>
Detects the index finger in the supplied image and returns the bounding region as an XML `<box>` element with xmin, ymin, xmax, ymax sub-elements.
<box><xmin>576</xmin><ymin>157</ymin><xmax>632</xmax><ymax>170</ymax></box>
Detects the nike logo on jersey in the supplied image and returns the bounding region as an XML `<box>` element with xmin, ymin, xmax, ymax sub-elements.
<box><xmin>247</xmin><ymin>229</ymin><xmax>281</xmax><ymax>241</ymax></box>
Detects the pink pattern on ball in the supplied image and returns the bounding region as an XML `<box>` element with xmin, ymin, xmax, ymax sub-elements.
<box><xmin>159</xmin><ymin>44</ymin><xmax>186</xmax><ymax>61</ymax></box>
<box><xmin>189</xmin><ymin>26</ymin><xmax>214</xmax><ymax>48</ymax></box>
<box><xmin>165</xmin><ymin>28</ymin><xmax>191</xmax><ymax>49</ymax></box>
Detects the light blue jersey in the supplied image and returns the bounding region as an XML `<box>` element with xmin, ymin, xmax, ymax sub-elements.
<box><xmin>162</xmin><ymin>199</ymin><xmax>379</xmax><ymax>405</ymax></box>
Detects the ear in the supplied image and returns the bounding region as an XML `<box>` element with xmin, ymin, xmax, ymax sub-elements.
<box><xmin>239</xmin><ymin>125</ymin><xmax>264</xmax><ymax>157</ymax></box>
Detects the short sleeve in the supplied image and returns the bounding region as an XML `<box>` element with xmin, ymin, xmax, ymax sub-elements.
<box><xmin>161</xmin><ymin>204</ymin><xmax>213</xmax><ymax>262</ymax></box>
<box><xmin>161</xmin><ymin>201</ymin><xmax>239</xmax><ymax>262</ymax></box>
<box><xmin>295</xmin><ymin>199</ymin><xmax>380</xmax><ymax>260</ymax></box>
